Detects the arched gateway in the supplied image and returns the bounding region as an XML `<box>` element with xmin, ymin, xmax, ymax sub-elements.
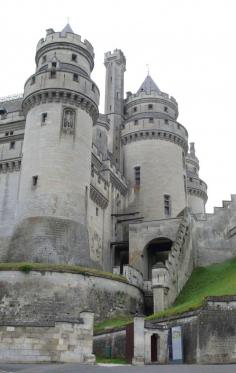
<box><xmin>143</xmin><ymin>237</ymin><xmax>173</xmax><ymax>280</ymax></box>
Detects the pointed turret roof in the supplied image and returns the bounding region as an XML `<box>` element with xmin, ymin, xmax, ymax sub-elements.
<box><xmin>137</xmin><ymin>75</ymin><xmax>161</xmax><ymax>95</ymax></box>
<box><xmin>61</xmin><ymin>23</ymin><xmax>74</xmax><ymax>35</ymax></box>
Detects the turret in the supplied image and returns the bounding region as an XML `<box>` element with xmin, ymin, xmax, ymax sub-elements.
<box><xmin>104</xmin><ymin>49</ymin><xmax>126</xmax><ymax>169</ymax></box>
<box><xmin>7</xmin><ymin>25</ymin><xmax>99</xmax><ymax>266</ymax></box>
<box><xmin>186</xmin><ymin>142</ymin><xmax>208</xmax><ymax>214</ymax></box>
<box><xmin>121</xmin><ymin>75</ymin><xmax>188</xmax><ymax>219</ymax></box>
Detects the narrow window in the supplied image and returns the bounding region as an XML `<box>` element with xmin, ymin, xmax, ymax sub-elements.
<box><xmin>164</xmin><ymin>194</ymin><xmax>171</xmax><ymax>216</ymax></box>
<box><xmin>134</xmin><ymin>120</ymin><xmax>138</xmax><ymax>125</ymax></box>
<box><xmin>10</xmin><ymin>131</ymin><xmax>14</xmax><ymax>135</ymax></box>
<box><xmin>189</xmin><ymin>177</ymin><xmax>193</xmax><ymax>182</ymax></box>
<box><xmin>110</xmin><ymin>105</ymin><xmax>112</xmax><ymax>111</ymax></box>
<box><xmin>182</xmin><ymin>152</ymin><xmax>185</xmax><ymax>168</ymax></box>
<box><xmin>148</xmin><ymin>104</ymin><xmax>153</xmax><ymax>110</ymax></box>
<box><xmin>73</xmin><ymin>73</ymin><xmax>79</xmax><ymax>82</ymax></box>
<box><xmin>32</xmin><ymin>175</ymin><xmax>38</xmax><ymax>187</ymax></box>
<box><xmin>165</xmin><ymin>119</ymin><xmax>169</xmax><ymax>124</ymax></box>
<box><xmin>52</xmin><ymin>62</ymin><xmax>57</xmax><ymax>68</ymax></box>
<box><xmin>133</xmin><ymin>107</ymin><xmax>137</xmax><ymax>112</ymax></box>
<box><xmin>42</xmin><ymin>55</ymin><xmax>47</xmax><ymax>63</ymax></box>
<box><xmin>149</xmin><ymin>117</ymin><xmax>154</xmax><ymax>123</ymax></box>
<box><xmin>164</xmin><ymin>106</ymin><xmax>168</xmax><ymax>112</ymax></box>
<box><xmin>72</xmin><ymin>53</ymin><xmax>77</xmax><ymax>62</ymax></box>
<box><xmin>92</xmin><ymin>84</ymin><xmax>95</xmax><ymax>92</ymax></box>
<box><xmin>41</xmin><ymin>113</ymin><xmax>47</xmax><ymax>124</ymax></box>
<box><xmin>134</xmin><ymin>166</ymin><xmax>140</xmax><ymax>186</ymax></box>
<box><xmin>50</xmin><ymin>70</ymin><xmax>56</xmax><ymax>79</ymax></box>
<box><xmin>31</xmin><ymin>76</ymin><xmax>35</xmax><ymax>85</ymax></box>
<box><xmin>110</xmin><ymin>76</ymin><xmax>112</xmax><ymax>82</ymax></box>
<box><xmin>9</xmin><ymin>141</ymin><xmax>15</xmax><ymax>149</ymax></box>
<box><xmin>5</xmin><ymin>132</ymin><xmax>9</xmax><ymax>137</ymax></box>
<box><xmin>96</xmin><ymin>207</ymin><xmax>99</xmax><ymax>216</ymax></box>
<box><xmin>184</xmin><ymin>175</ymin><xmax>187</xmax><ymax>193</ymax></box>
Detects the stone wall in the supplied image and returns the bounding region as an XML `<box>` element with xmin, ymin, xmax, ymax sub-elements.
<box><xmin>93</xmin><ymin>329</ymin><xmax>126</xmax><ymax>359</ymax></box>
<box><xmin>0</xmin><ymin>312</ymin><xmax>94</xmax><ymax>363</ymax></box>
<box><xmin>193</xmin><ymin>195</ymin><xmax>236</xmax><ymax>266</ymax></box>
<box><xmin>0</xmin><ymin>270</ymin><xmax>143</xmax><ymax>323</ymax></box>
<box><xmin>149</xmin><ymin>296</ymin><xmax>236</xmax><ymax>364</ymax></box>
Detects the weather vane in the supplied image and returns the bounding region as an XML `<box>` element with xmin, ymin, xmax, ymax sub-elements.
<box><xmin>146</xmin><ymin>64</ymin><xmax>150</xmax><ymax>76</ymax></box>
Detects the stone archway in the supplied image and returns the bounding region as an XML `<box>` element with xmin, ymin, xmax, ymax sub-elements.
<box><xmin>144</xmin><ymin>237</ymin><xmax>173</xmax><ymax>280</ymax></box>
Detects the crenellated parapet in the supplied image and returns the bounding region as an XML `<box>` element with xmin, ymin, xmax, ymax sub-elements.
<box><xmin>187</xmin><ymin>175</ymin><xmax>208</xmax><ymax>202</ymax></box>
<box><xmin>125</xmin><ymin>90</ymin><xmax>178</xmax><ymax>120</ymax></box>
<box><xmin>36</xmin><ymin>28</ymin><xmax>94</xmax><ymax>72</ymax></box>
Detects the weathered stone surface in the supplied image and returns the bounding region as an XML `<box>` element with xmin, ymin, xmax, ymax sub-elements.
<box><xmin>0</xmin><ymin>313</ymin><xmax>95</xmax><ymax>363</ymax></box>
<box><xmin>0</xmin><ymin>271</ymin><xmax>143</xmax><ymax>323</ymax></box>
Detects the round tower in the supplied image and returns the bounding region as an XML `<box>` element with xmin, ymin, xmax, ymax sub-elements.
<box><xmin>186</xmin><ymin>142</ymin><xmax>208</xmax><ymax>214</ymax></box>
<box><xmin>7</xmin><ymin>25</ymin><xmax>99</xmax><ymax>266</ymax></box>
<box><xmin>121</xmin><ymin>75</ymin><xmax>188</xmax><ymax>219</ymax></box>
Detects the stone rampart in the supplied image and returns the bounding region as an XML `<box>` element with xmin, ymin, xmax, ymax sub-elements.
<box><xmin>0</xmin><ymin>270</ymin><xmax>143</xmax><ymax>323</ymax></box>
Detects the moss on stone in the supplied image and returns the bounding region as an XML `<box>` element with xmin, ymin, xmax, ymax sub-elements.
<box><xmin>0</xmin><ymin>262</ymin><xmax>128</xmax><ymax>283</ymax></box>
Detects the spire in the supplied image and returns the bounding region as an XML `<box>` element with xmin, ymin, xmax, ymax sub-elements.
<box><xmin>61</xmin><ymin>23</ymin><xmax>74</xmax><ymax>36</ymax></box>
<box><xmin>137</xmin><ymin>75</ymin><xmax>161</xmax><ymax>95</ymax></box>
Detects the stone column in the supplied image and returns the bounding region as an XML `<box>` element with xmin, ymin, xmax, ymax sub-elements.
<box><xmin>80</xmin><ymin>311</ymin><xmax>95</xmax><ymax>364</ymax></box>
<box><xmin>132</xmin><ymin>314</ymin><xmax>145</xmax><ymax>365</ymax></box>
<box><xmin>152</xmin><ymin>263</ymin><xmax>169</xmax><ymax>313</ymax></box>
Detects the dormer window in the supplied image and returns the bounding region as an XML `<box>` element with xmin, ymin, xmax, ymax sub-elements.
<box><xmin>72</xmin><ymin>53</ymin><xmax>77</xmax><ymax>62</ymax></box>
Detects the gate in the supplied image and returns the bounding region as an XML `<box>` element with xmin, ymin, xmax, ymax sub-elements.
<box><xmin>126</xmin><ymin>323</ymin><xmax>134</xmax><ymax>363</ymax></box>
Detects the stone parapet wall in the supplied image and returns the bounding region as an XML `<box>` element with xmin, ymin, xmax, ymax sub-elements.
<box><xmin>0</xmin><ymin>270</ymin><xmax>143</xmax><ymax>322</ymax></box>
<box><xmin>0</xmin><ymin>312</ymin><xmax>94</xmax><ymax>363</ymax></box>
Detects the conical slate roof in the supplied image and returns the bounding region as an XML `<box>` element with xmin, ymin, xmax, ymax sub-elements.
<box><xmin>137</xmin><ymin>75</ymin><xmax>161</xmax><ymax>94</ymax></box>
<box><xmin>61</xmin><ymin>23</ymin><xmax>74</xmax><ymax>35</ymax></box>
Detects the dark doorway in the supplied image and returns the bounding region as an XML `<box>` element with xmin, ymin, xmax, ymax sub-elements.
<box><xmin>145</xmin><ymin>237</ymin><xmax>172</xmax><ymax>279</ymax></box>
<box><xmin>114</xmin><ymin>246</ymin><xmax>129</xmax><ymax>274</ymax></box>
<box><xmin>151</xmin><ymin>334</ymin><xmax>159</xmax><ymax>362</ymax></box>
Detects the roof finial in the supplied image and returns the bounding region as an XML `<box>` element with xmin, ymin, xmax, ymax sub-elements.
<box><xmin>67</xmin><ymin>16</ymin><xmax>70</xmax><ymax>24</ymax></box>
<box><xmin>146</xmin><ymin>64</ymin><xmax>150</xmax><ymax>76</ymax></box>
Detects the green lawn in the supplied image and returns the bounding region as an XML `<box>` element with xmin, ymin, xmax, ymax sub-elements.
<box><xmin>96</xmin><ymin>356</ymin><xmax>127</xmax><ymax>364</ymax></box>
<box><xmin>94</xmin><ymin>315</ymin><xmax>133</xmax><ymax>333</ymax></box>
<box><xmin>94</xmin><ymin>258</ymin><xmax>236</xmax><ymax>329</ymax></box>
<box><xmin>147</xmin><ymin>257</ymin><xmax>236</xmax><ymax>320</ymax></box>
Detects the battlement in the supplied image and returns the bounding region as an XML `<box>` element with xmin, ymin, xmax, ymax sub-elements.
<box><xmin>104</xmin><ymin>49</ymin><xmax>126</xmax><ymax>67</ymax></box>
<box><xmin>125</xmin><ymin>89</ymin><xmax>178</xmax><ymax>106</ymax></box>
<box><xmin>36</xmin><ymin>30</ymin><xmax>94</xmax><ymax>56</ymax></box>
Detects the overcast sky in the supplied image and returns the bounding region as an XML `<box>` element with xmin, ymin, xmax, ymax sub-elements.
<box><xmin>0</xmin><ymin>0</ymin><xmax>235</xmax><ymax>212</ymax></box>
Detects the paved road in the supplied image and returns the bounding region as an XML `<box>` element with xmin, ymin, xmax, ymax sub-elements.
<box><xmin>0</xmin><ymin>364</ymin><xmax>236</xmax><ymax>373</ymax></box>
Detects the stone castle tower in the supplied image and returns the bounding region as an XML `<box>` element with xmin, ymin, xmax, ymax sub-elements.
<box><xmin>7</xmin><ymin>25</ymin><xmax>99</xmax><ymax>266</ymax></box>
<box><xmin>2</xmin><ymin>24</ymin><xmax>236</xmax><ymax>323</ymax></box>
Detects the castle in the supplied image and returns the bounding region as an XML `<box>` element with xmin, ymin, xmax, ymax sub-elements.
<box><xmin>0</xmin><ymin>24</ymin><xmax>236</xmax><ymax>363</ymax></box>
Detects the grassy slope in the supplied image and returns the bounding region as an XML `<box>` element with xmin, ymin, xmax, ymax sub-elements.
<box><xmin>95</xmin><ymin>258</ymin><xmax>236</xmax><ymax>329</ymax></box>
<box><xmin>147</xmin><ymin>258</ymin><xmax>236</xmax><ymax>320</ymax></box>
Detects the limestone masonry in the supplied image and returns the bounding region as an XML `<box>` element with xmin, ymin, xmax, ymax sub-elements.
<box><xmin>0</xmin><ymin>24</ymin><xmax>236</xmax><ymax>363</ymax></box>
